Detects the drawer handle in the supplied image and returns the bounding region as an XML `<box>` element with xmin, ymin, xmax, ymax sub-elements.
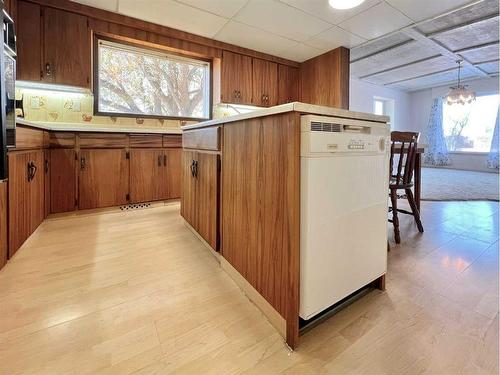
<box><xmin>80</xmin><ymin>157</ymin><xmax>86</xmax><ymax>170</ymax></box>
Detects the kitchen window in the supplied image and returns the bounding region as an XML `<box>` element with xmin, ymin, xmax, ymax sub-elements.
<box><xmin>95</xmin><ymin>39</ymin><xmax>211</xmax><ymax>120</ymax></box>
<box><xmin>443</xmin><ymin>94</ymin><xmax>499</xmax><ymax>153</ymax></box>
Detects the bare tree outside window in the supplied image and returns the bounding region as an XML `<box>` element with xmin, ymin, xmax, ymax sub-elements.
<box><xmin>97</xmin><ymin>40</ymin><xmax>210</xmax><ymax>119</ymax></box>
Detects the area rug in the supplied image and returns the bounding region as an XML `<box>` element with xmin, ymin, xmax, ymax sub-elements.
<box><xmin>421</xmin><ymin>167</ymin><xmax>499</xmax><ymax>201</ymax></box>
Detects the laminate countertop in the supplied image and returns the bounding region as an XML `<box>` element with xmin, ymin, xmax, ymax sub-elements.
<box><xmin>16</xmin><ymin>118</ymin><xmax>183</xmax><ymax>134</ymax></box>
<box><xmin>182</xmin><ymin>102</ymin><xmax>390</xmax><ymax>131</ymax></box>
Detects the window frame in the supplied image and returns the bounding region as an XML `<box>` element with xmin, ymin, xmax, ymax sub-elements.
<box><xmin>92</xmin><ymin>35</ymin><xmax>213</xmax><ymax>121</ymax></box>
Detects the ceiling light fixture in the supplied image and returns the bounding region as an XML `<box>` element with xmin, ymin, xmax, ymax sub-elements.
<box><xmin>328</xmin><ymin>0</ymin><xmax>366</xmax><ymax>10</ymax></box>
<box><xmin>445</xmin><ymin>60</ymin><xmax>476</xmax><ymax>106</ymax></box>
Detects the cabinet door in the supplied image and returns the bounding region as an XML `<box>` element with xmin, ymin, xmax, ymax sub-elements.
<box><xmin>0</xmin><ymin>181</ymin><xmax>7</xmax><ymax>269</ymax></box>
<box><xmin>165</xmin><ymin>148</ymin><xmax>182</xmax><ymax>199</ymax></box>
<box><xmin>130</xmin><ymin>149</ymin><xmax>164</xmax><ymax>203</ymax></box>
<box><xmin>79</xmin><ymin>149</ymin><xmax>129</xmax><ymax>210</ymax></box>
<box><xmin>221</xmin><ymin>51</ymin><xmax>252</xmax><ymax>105</ymax></box>
<box><xmin>181</xmin><ymin>150</ymin><xmax>197</xmax><ymax>230</ymax></box>
<box><xmin>8</xmin><ymin>152</ymin><xmax>31</xmax><ymax>257</ymax></box>
<box><xmin>196</xmin><ymin>152</ymin><xmax>219</xmax><ymax>250</ymax></box>
<box><xmin>278</xmin><ymin>65</ymin><xmax>299</xmax><ymax>104</ymax></box>
<box><xmin>28</xmin><ymin>151</ymin><xmax>45</xmax><ymax>234</ymax></box>
<box><xmin>44</xmin><ymin>150</ymin><xmax>50</xmax><ymax>218</ymax></box>
<box><xmin>43</xmin><ymin>8</ymin><xmax>90</xmax><ymax>87</ymax></box>
<box><xmin>50</xmin><ymin>149</ymin><xmax>76</xmax><ymax>213</ymax></box>
<box><xmin>252</xmin><ymin>58</ymin><xmax>278</xmax><ymax>107</ymax></box>
<box><xmin>17</xmin><ymin>1</ymin><xmax>42</xmax><ymax>82</ymax></box>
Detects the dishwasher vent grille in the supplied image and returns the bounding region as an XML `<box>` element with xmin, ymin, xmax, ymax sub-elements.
<box><xmin>310</xmin><ymin>122</ymin><xmax>342</xmax><ymax>132</ymax></box>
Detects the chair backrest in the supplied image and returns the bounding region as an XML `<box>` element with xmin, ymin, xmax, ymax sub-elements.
<box><xmin>389</xmin><ymin>131</ymin><xmax>420</xmax><ymax>186</ymax></box>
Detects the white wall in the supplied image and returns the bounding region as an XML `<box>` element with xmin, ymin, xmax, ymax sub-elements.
<box><xmin>350</xmin><ymin>78</ymin><xmax>411</xmax><ymax>131</ymax></box>
<box><xmin>408</xmin><ymin>77</ymin><xmax>499</xmax><ymax>173</ymax></box>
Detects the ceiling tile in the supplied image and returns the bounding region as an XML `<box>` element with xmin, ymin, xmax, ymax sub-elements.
<box><xmin>175</xmin><ymin>0</ymin><xmax>247</xmax><ymax>18</ymax></box>
<box><xmin>417</xmin><ymin>0</ymin><xmax>499</xmax><ymax>35</ymax></box>
<box><xmin>278</xmin><ymin>0</ymin><xmax>381</xmax><ymax>25</ymax></box>
<box><xmin>385</xmin><ymin>0</ymin><xmax>474</xmax><ymax>22</ymax></box>
<box><xmin>118</xmin><ymin>0</ymin><xmax>228</xmax><ymax>38</ymax></box>
<box><xmin>338</xmin><ymin>2</ymin><xmax>412</xmax><ymax>40</ymax></box>
<box><xmin>476</xmin><ymin>61</ymin><xmax>500</xmax><ymax>74</ymax></box>
<box><xmin>215</xmin><ymin>20</ymin><xmax>299</xmax><ymax>57</ymax></box>
<box><xmin>350</xmin><ymin>32</ymin><xmax>412</xmax><ymax>61</ymax></box>
<box><xmin>351</xmin><ymin>40</ymin><xmax>440</xmax><ymax>78</ymax></box>
<box><xmin>234</xmin><ymin>0</ymin><xmax>331</xmax><ymax>42</ymax></box>
<box><xmin>431</xmin><ymin>17</ymin><xmax>500</xmax><ymax>51</ymax></box>
<box><xmin>459</xmin><ymin>43</ymin><xmax>500</xmax><ymax>64</ymax></box>
<box><xmin>71</xmin><ymin>0</ymin><xmax>118</xmax><ymax>11</ymax></box>
<box><xmin>365</xmin><ymin>55</ymin><xmax>457</xmax><ymax>85</ymax></box>
<box><xmin>305</xmin><ymin>26</ymin><xmax>365</xmax><ymax>51</ymax></box>
<box><xmin>277</xmin><ymin>42</ymin><xmax>324</xmax><ymax>62</ymax></box>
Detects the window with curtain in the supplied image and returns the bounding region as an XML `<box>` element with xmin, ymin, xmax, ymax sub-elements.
<box><xmin>443</xmin><ymin>94</ymin><xmax>500</xmax><ymax>152</ymax></box>
<box><xmin>95</xmin><ymin>39</ymin><xmax>211</xmax><ymax>120</ymax></box>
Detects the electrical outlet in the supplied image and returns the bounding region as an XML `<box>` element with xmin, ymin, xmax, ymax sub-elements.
<box><xmin>72</xmin><ymin>100</ymin><xmax>81</xmax><ymax>112</ymax></box>
<box><xmin>30</xmin><ymin>97</ymin><xmax>40</xmax><ymax>109</ymax></box>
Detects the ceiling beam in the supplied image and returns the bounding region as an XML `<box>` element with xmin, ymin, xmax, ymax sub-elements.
<box><xmin>384</xmin><ymin>66</ymin><xmax>460</xmax><ymax>86</ymax></box>
<box><xmin>350</xmin><ymin>40</ymin><xmax>413</xmax><ymax>64</ymax></box>
<box><xmin>402</xmin><ymin>28</ymin><xmax>489</xmax><ymax>77</ymax></box>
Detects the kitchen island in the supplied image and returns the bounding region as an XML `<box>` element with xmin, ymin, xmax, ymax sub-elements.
<box><xmin>181</xmin><ymin>102</ymin><xmax>390</xmax><ymax>349</ymax></box>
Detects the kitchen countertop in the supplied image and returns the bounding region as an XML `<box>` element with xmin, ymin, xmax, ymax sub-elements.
<box><xmin>182</xmin><ymin>102</ymin><xmax>390</xmax><ymax>131</ymax></box>
<box><xmin>16</xmin><ymin>118</ymin><xmax>183</xmax><ymax>135</ymax></box>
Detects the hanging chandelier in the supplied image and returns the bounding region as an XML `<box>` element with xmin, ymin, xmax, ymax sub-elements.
<box><xmin>445</xmin><ymin>60</ymin><xmax>476</xmax><ymax>105</ymax></box>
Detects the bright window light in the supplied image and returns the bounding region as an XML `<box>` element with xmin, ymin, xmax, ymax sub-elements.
<box><xmin>443</xmin><ymin>94</ymin><xmax>499</xmax><ymax>152</ymax></box>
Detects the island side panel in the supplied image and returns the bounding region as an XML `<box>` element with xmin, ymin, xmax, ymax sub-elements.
<box><xmin>221</xmin><ymin>112</ymin><xmax>301</xmax><ymax>348</ymax></box>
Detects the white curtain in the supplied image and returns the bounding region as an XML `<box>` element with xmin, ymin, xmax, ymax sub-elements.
<box><xmin>423</xmin><ymin>98</ymin><xmax>451</xmax><ymax>166</ymax></box>
<box><xmin>487</xmin><ymin>107</ymin><xmax>499</xmax><ymax>169</ymax></box>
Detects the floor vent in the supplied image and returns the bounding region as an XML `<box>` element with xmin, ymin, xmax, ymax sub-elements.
<box><xmin>119</xmin><ymin>203</ymin><xmax>152</xmax><ymax>211</ymax></box>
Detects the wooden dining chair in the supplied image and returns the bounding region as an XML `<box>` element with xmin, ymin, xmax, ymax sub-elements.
<box><xmin>389</xmin><ymin>131</ymin><xmax>424</xmax><ymax>244</ymax></box>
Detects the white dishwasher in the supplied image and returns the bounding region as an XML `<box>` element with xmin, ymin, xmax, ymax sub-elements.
<box><xmin>300</xmin><ymin>114</ymin><xmax>390</xmax><ymax>320</ymax></box>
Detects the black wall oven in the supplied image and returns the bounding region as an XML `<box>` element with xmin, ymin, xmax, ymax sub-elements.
<box><xmin>0</xmin><ymin>3</ymin><xmax>15</xmax><ymax>180</ymax></box>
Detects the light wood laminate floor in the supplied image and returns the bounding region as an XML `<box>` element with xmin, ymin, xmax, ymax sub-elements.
<box><xmin>0</xmin><ymin>201</ymin><xmax>498</xmax><ymax>374</ymax></box>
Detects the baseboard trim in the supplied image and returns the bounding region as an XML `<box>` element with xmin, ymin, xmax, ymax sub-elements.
<box><xmin>183</xmin><ymin>220</ymin><xmax>221</xmax><ymax>263</ymax></box>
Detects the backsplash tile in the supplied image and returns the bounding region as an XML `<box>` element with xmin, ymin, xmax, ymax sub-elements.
<box><xmin>16</xmin><ymin>86</ymin><xmax>189</xmax><ymax>129</ymax></box>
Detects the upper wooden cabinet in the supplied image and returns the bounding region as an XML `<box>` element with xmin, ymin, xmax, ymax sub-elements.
<box><xmin>17</xmin><ymin>1</ymin><xmax>42</xmax><ymax>82</ymax></box>
<box><xmin>43</xmin><ymin>8</ymin><xmax>90</xmax><ymax>87</ymax></box>
<box><xmin>221</xmin><ymin>51</ymin><xmax>252</xmax><ymax>105</ymax></box>
<box><xmin>278</xmin><ymin>65</ymin><xmax>299</xmax><ymax>104</ymax></box>
<box><xmin>17</xmin><ymin>2</ymin><xmax>91</xmax><ymax>88</ymax></box>
<box><xmin>252</xmin><ymin>58</ymin><xmax>278</xmax><ymax>107</ymax></box>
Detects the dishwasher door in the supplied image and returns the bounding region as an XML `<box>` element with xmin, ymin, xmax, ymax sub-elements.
<box><xmin>299</xmin><ymin>149</ymin><xmax>389</xmax><ymax>320</ymax></box>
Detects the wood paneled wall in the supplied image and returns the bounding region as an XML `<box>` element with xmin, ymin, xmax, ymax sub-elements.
<box><xmin>300</xmin><ymin>47</ymin><xmax>350</xmax><ymax>109</ymax></box>
<box><xmin>221</xmin><ymin>112</ymin><xmax>301</xmax><ymax>348</ymax></box>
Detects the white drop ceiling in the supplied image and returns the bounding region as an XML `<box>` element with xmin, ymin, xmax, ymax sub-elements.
<box><xmin>72</xmin><ymin>0</ymin><xmax>499</xmax><ymax>91</ymax></box>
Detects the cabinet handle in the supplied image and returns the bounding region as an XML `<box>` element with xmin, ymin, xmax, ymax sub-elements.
<box><xmin>45</xmin><ymin>159</ymin><xmax>49</xmax><ymax>173</ymax></box>
<box><xmin>164</xmin><ymin>154</ymin><xmax>167</xmax><ymax>166</ymax></box>
<box><xmin>45</xmin><ymin>63</ymin><xmax>52</xmax><ymax>77</ymax></box>
<box><xmin>80</xmin><ymin>157</ymin><xmax>86</xmax><ymax>170</ymax></box>
<box><xmin>31</xmin><ymin>162</ymin><xmax>37</xmax><ymax>179</ymax></box>
<box><xmin>191</xmin><ymin>160</ymin><xmax>196</xmax><ymax>177</ymax></box>
<box><xmin>26</xmin><ymin>162</ymin><xmax>32</xmax><ymax>181</ymax></box>
<box><xmin>27</xmin><ymin>161</ymin><xmax>37</xmax><ymax>182</ymax></box>
<box><xmin>158</xmin><ymin>155</ymin><xmax>162</xmax><ymax>167</ymax></box>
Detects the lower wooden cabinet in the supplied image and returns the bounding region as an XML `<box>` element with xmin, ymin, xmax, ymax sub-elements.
<box><xmin>0</xmin><ymin>180</ymin><xmax>7</xmax><ymax>269</ymax></box>
<box><xmin>50</xmin><ymin>148</ymin><xmax>76</xmax><ymax>213</ymax></box>
<box><xmin>181</xmin><ymin>150</ymin><xmax>219</xmax><ymax>250</ymax></box>
<box><xmin>79</xmin><ymin>149</ymin><xmax>129</xmax><ymax>210</ymax></box>
<box><xmin>130</xmin><ymin>148</ymin><xmax>182</xmax><ymax>203</ymax></box>
<box><xmin>8</xmin><ymin>150</ymin><xmax>45</xmax><ymax>257</ymax></box>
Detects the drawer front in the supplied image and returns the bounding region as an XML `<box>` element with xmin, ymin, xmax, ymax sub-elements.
<box><xmin>183</xmin><ymin>127</ymin><xmax>220</xmax><ymax>151</ymax></box>
<box><xmin>78</xmin><ymin>133</ymin><xmax>129</xmax><ymax>148</ymax></box>
<box><xmin>50</xmin><ymin>132</ymin><xmax>76</xmax><ymax>148</ymax></box>
<box><xmin>163</xmin><ymin>134</ymin><xmax>182</xmax><ymax>148</ymax></box>
<box><xmin>15</xmin><ymin>126</ymin><xmax>45</xmax><ymax>150</ymax></box>
<box><xmin>130</xmin><ymin>134</ymin><xmax>163</xmax><ymax>148</ymax></box>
